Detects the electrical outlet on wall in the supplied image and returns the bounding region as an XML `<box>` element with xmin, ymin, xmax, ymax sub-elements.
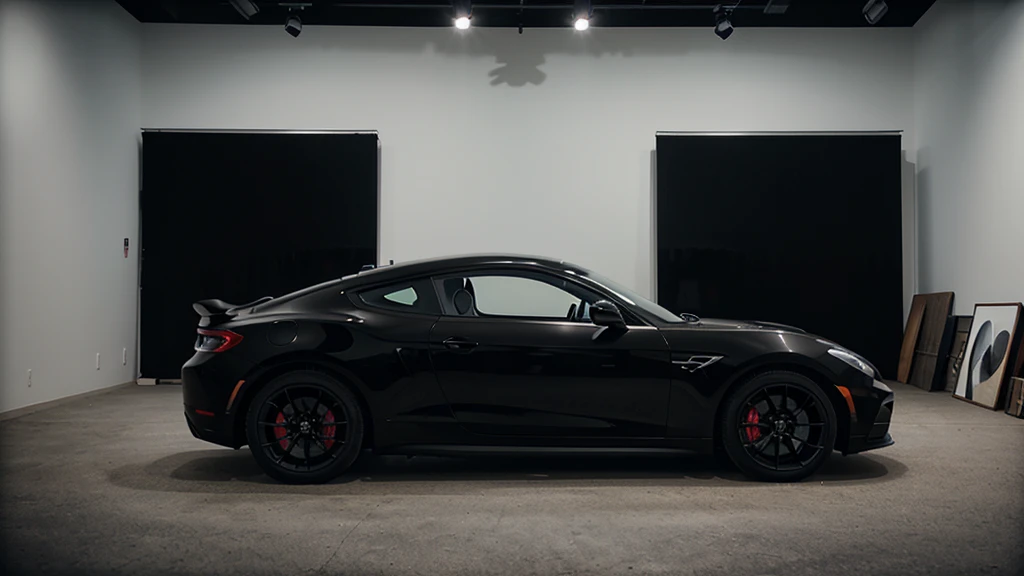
<box><xmin>96</xmin><ymin>353</ymin><xmax>101</xmax><ymax>370</ymax></box>
<box><xmin>27</xmin><ymin>369</ymin><xmax>32</xmax><ymax>388</ymax></box>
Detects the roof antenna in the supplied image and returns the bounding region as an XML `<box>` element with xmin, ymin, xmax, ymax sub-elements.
<box><xmin>518</xmin><ymin>0</ymin><xmax>524</xmax><ymax>34</ymax></box>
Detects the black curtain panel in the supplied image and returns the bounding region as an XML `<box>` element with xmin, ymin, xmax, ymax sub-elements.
<box><xmin>656</xmin><ymin>133</ymin><xmax>903</xmax><ymax>378</ymax></box>
<box><xmin>141</xmin><ymin>131</ymin><xmax>378</xmax><ymax>379</ymax></box>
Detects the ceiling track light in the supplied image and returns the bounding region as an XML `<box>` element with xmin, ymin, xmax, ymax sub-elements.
<box><xmin>280</xmin><ymin>3</ymin><xmax>310</xmax><ymax>37</ymax></box>
<box><xmin>453</xmin><ymin>0</ymin><xmax>472</xmax><ymax>29</ymax></box>
<box><xmin>227</xmin><ymin>0</ymin><xmax>259</xmax><ymax>21</ymax></box>
<box><xmin>573</xmin><ymin>0</ymin><xmax>592</xmax><ymax>31</ymax></box>
<box><xmin>713</xmin><ymin>4</ymin><xmax>734</xmax><ymax>40</ymax></box>
<box><xmin>863</xmin><ymin>0</ymin><xmax>889</xmax><ymax>25</ymax></box>
<box><xmin>285</xmin><ymin>11</ymin><xmax>302</xmax><ymax>37</ymax></box>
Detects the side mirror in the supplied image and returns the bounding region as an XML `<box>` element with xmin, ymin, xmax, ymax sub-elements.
<box><xmin>590</xmin><ymin>300</ymin><xmax>626</xmax><ymax>329</ymax></box>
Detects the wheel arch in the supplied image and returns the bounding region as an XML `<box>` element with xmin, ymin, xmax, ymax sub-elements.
<box><xmin>229</xmin><ymin>352</ymin><xmax>377</xmax><ymax>450</ymax></box>
<box><xmin>712</xmin><ymin>357</ymin><xmax>851</xmax><ymax>454</ymax></box>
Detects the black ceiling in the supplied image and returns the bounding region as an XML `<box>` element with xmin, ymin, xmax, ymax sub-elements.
<box><xmin>116</xmin><ymin>1</ymin><xmax>937</xmax><ymax>28</ymax></box>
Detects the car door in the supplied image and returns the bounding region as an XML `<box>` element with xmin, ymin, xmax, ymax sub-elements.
<box><xmin>428</xmin><ymin>269</ymin><xmax>671</xmax><ymax>438</ymax></box>
<box><xmin>345</xmin><ymin>277</ymin><xmax>452</xmax><ymax>427</ymax></box>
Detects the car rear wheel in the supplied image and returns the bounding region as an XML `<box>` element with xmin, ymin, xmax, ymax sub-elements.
<box><xmin>245</xmin><ymin>370</ymin><xmax>364</xmax><ymax>484</ymax></box>
<box><xmin>721</xmin><ymin>371</ymin><xmax>836</xmax><ymax>482</ymax></box>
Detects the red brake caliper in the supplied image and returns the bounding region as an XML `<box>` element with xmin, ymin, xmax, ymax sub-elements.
<box><xmin>744</xmin><ymin>407</ymin><xmax>761</xmax><ymax>442</ymax></box>
<box><xmin>322</xmin><ymin>410</ymin><xmax>336</xmax><ymax>450</ymax></box>
<box><xmin>273</xmin><ymin>412</ymin><xmax>289</xmax><ymax>450</ymax></box>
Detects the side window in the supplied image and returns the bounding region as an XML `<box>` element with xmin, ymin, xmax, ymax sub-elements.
<box><xmin>383</xmin><ymin>287</ymin><xmax>417</xmax><ymax>306</ymax></box>
<box><xmin>438</xmin><ymin>273</ymin><xmax>595</xmax><ymax>320</ymax></box>
<box><xmin>358</xmin><ymin>278</ymin><xmax>440</xmax><ymax>315</ymax></box>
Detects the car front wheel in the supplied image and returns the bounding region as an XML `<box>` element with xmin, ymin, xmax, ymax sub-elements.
<box><xmin>721</xmin><ymin>371</ymin><xmax>837</xmax><ymax>482</ymax></box>
<box><xmin>245</xmin><ymin>370</ymin><xmax>364</xmax><ymax>484</ymax></box>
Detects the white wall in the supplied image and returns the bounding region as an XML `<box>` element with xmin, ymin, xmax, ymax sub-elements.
<box><xmin>914</xmin><ymin>0</ymin><xmax>1024</xmax><ymax>315</ymax></box>
<box><xmin>141</xmin><ymin>24</ymin><xmax>916</xmax><ymax>303</ymax></box>
<box><xmin>0</xmin><ymin>0</ymin><xmax>141</xmax><ymax>413</ymax></box>
<box><xmin>0</xmin><ymin>14</ymin><xmax>924</xmax><ymax>412</ymax></box>
<box><xmin>1</xmin><ymin>1</ymin><xmax>1016</xmax><ymax>411</ymax></box>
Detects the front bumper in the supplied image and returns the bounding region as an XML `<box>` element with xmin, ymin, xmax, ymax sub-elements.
<box><xmin>846</xmin><ymin>431</ymin><xmax>895</xmax><ymax>454</ymax></box>
<box><xmin>842</xmin><ymin>379</ymin><xmax>895</xmax><ymax>455</ymax></box>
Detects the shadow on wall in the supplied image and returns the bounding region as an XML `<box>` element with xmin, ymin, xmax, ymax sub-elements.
<box><xmin>444</xmin><ymin>29</ymin><xmax>645</xmax><ymax>87</ymax></box>
<box><xmin>915</xmin><ymin>146</ymin><xmax>933</xmax><ymax>295</ymax></box>
<box><xmin>648</xmin><ymin>149</ymin><xmax>657</xmax><ymax>301</ymax></box>
<box><xmin>901</xmin><ymin>150</ymin><xmax>917</xmax><ymax>319</ymax></box>
<box><xmin>488</xmin><ymin>50</ymin><xmax>547</xmax><ymax>86</ymax></box>
<box><xmin>476</xmin><ymin>31</ymin><xmax>643</xmax><ymax>86</ymax></box>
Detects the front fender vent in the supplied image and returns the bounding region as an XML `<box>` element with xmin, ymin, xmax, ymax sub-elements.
<box><xmin>672</xmin><ymin>355</ymin><xmax>724</xmax><ymax>373</ymax></box>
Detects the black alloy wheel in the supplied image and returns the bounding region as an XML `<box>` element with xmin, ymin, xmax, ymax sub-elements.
<box><xmin>246</xmin><ymin>370</ymin><xmax>364</xmax><ymax>484</ymax></box>
<box><xmin>721</xmin><ymin>371</ymin><xmax>837</xmax><ymax>482</ymax></box>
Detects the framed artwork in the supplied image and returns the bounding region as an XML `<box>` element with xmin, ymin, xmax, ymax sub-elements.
<box><xmin>953</xmin><ymin>303</ymin><xmax>1023</xmax><ymax>409</ymax></box>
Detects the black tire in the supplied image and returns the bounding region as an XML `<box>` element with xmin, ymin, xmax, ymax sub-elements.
<box><xmin>720</xmin><ymin>371</ymin><xmax>836</xmax><ymax>482</ymax></box>
<box><xmin>245</xmin><ymin>370</ymin><xmax>364</xmax><ymax>484</ymax></box>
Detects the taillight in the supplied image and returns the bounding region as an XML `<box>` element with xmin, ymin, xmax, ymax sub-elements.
<box><xmin>195</xmin><ymin>328</ymin><xmax>244</xmax><ymax>353</ymax></box>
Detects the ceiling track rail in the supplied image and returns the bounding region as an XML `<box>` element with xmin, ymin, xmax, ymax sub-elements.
<box><xmin>315</xmin><ymin>3</ymin><xmax>773</xmax><ymax>11</ymax></box>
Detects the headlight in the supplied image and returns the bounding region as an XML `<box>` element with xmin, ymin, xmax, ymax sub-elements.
<box><xmin>828</xmin><ymin>348</ymin><xmax>874</xmax><ymax>378</ymax></box>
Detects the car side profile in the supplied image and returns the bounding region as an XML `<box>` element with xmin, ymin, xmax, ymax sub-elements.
<box><xmin>182</xmin><ymin>254</ymin><xmax>894</xmax><ymax>483</ymax></box>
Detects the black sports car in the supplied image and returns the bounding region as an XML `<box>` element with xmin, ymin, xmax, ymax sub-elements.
<box><xmin>183</xmin><ymin>254</ymin><xmax>894</xmax><ymax>483</ymax></box>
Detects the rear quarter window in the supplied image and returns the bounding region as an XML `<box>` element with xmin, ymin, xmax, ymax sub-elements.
<box><xmin>357</xmin><ymin>278</ymin><xmax>441</xmax><ymax>315</ymax></box>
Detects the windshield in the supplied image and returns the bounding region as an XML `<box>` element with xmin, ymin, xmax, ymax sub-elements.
<box><xmin>575</xmin><ymin>269</ymin><xmax>683</xmax><ymax>324</ymax></box>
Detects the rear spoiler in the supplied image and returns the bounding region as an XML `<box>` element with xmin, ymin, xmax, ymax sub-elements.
<box><xmin>359</xmin><ymin>259</ymin><xmax>395</xmax><ymax>272</ymax></box>
<box><xmin>193</xmin><ymin>296</ymin><xmax>273</xmax><ymax>320</ymax></box>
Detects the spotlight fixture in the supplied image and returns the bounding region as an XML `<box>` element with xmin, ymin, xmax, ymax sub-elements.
<box><xmin>453</xmin><ymin>0</ymin><xmax>472</xmax><ymax>29</ymax></box>
<box><xmin>227</xmin><ymin>0</ymin><xmax>259</xmax><ymax>21</ymax></box>
<box><xmin>573</xmin><ymin>0</ymin><xmax>592</xmax><ymax>31</ymax></box>
<box><xmin>713</xmin><ymin>5</ymin><xmax>734</xmax><ymax>40</ymax></box>
<box><xmin>863</xmin><ymin>0</ymin><xmax>889</xmax><ymax>25</ymax></box>
<box><xmin>284</xmin><ymin>12</ymin><xmax>302</xmax><ymax>37</ymax></box>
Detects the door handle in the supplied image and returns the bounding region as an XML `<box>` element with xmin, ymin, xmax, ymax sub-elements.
<box><xmin>443</xmin><ymin>337</ymin><xmax>479</xmax><ymax>352</ymax></box>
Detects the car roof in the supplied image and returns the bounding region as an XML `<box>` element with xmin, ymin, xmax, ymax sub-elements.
<box><xmin>340</xmin><ymin>253</ymin><xmax>582</xmax><ymax>288</ymax></box>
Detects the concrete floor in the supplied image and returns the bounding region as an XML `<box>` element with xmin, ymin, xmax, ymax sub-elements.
<box><xmin>1</xmin><ymin>382</ymin><xmax>1022</xmax><ymax>576</ymax></box>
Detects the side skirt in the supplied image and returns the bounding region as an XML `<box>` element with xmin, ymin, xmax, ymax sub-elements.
<box><xmin>377</xmin><ymin>442</ymin><xmax>712</xmax><ymax>459</ymax></box>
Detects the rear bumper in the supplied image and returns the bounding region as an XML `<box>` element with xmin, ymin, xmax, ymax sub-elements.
<box><xmin>182</xmin><ymin>351</ymin><xmax>253</xmax><ymax>449</ymax></box>
<box><xmin>183</xmin><ymin>408</ymin><xmax>238</xmax><ymax>449</ymax></box>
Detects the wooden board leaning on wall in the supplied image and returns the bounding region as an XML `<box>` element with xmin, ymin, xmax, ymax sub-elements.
<box><xmin>898</xmin><ymin>292</ymin><xmax>955</xmax><ymax>390</ymax></box>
